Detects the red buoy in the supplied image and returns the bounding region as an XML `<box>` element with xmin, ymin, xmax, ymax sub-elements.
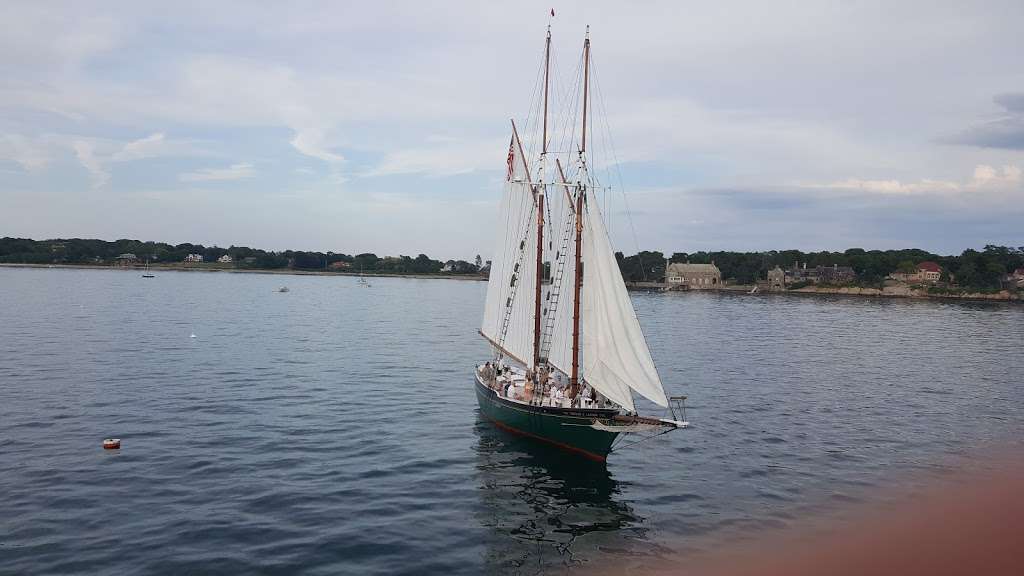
<box><xmin>103</xmin><ymin>438</ymin><xmax>121</xmax><ymax>450</ymax></box>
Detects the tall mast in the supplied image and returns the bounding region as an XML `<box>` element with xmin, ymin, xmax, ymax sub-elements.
<box><xmin>543</xmin><ymin>25</ymin><xmax>551</xmax><ymax>155</ymax></box>
<box><xmin>571</xmin><ymin>27</ymin><xmax>591</xmax><ymax>396</ymax></box>
<box><xmin>533</xmin><ymin>26</ymin><xmax>551</xmax><ymax>369</ymax></box>
<box><xmin>570</xmin><ymin>187</ymin><xmax>583</xmax><ymax>395</ymax></box>
<box><xmin>581</xmin><ymin>26</ymin><xmax>590</xmax><ymax>155</ymax></box>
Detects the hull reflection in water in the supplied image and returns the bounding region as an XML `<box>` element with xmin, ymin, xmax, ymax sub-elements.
<box><xmin>473</xmin><ymin>414</ymin><xmax>648</xmax><ymax>574</ymax></box>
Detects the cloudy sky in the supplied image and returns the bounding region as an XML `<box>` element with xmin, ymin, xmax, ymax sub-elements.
<box><xmin>1</xmin><ymin>1</ymin><xmax>1022</xmax><ymax>259</ymax></box>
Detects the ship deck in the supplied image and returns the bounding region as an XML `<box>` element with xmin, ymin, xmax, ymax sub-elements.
<box><xmin>475</xmin><ymin>364</ymin><xmax>619</xmax><ymax>414</ymax></box>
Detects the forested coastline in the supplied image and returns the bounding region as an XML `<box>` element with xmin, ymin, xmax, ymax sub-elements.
<box><xmin>2</xmin><ymin>237</ymin><xmax>1022</xmax><ymax>291</ymax></box>
<box><xmin>617</xmin><ymin>246</ymin><xmax>1024</xmax><ymax>291</ymax></box>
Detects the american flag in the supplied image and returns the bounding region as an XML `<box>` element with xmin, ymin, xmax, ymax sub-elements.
<box><xmin>506</xmin><ymin>143</ymin><xmax>515</xmax><ymax>180</ymax></box>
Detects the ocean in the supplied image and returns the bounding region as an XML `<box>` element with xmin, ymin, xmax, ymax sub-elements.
<box><xmin>1</xmin><ymin>267</ymin><xmax>1022</xmax><ymax>574</ymax></box>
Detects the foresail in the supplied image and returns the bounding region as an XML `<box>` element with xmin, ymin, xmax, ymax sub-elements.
<box><xmin>581</xmin><ymin>195</ymin><xmax>669</xmax><ymax>410</ymax></box>
<box><xmin>480</xmin><ymin>131</ymin><xmax>536</xmax><ymax>366</ymax></box>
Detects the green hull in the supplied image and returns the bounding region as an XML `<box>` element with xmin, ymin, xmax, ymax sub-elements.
<box><xmin>474</xmin><ymin>375</ymin><xmax>621</xmax><ymax>461</ymax></box>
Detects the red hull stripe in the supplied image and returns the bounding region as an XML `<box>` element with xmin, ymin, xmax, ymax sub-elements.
<box><xmin>481</xmin><ymin>413</ymin><xmax>607</xmax><ymax>462</ymax></box>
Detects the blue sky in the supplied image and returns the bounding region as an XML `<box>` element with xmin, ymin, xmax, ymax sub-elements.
<box><xmin>1</xmin><ymin>1</ymin><xmax>1022</xmax><ymax>259</ymax></box>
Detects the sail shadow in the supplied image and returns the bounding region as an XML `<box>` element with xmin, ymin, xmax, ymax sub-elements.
<box><xmin>472</xmin><ymin>414</ymin><xmax>646</xmax><ymax>574</ymax></box>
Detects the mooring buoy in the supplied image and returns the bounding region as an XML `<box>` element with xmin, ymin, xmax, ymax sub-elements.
<box><xmin>103</xmin><ymin>438</ymin><xmax>121</xmax><ymax>450</ymax></box>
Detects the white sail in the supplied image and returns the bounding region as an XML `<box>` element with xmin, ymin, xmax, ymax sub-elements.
<box><xmin>480</xmin><ymin>131</ymin><xmax>537</xmax><ymax>366</ymax></box>
<box><xmin>581</xmin><ymin>193</ymin><xmax>669</xmax><ymax>410</ymax></box>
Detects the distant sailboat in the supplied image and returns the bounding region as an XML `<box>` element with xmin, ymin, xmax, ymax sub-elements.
<box><xmin>475</xmin><ymin>25</ymin><xmax>687</xmax><ymax>462</ymax></box>
<box><xmin>358</xmin><ymin>266</ymin><xmax>371</xmax><ymax>287</ymax></box>
<box><xmin>142</xmin><ymin>259</ymin><xmax>154</xmax><ymax>278</ymax></box>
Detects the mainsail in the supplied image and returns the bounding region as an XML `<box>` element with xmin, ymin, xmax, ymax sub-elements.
<box><xmin>480</xmin><ymin>129</ymin><xmax>537</xmax><ymax>366</ymax></box>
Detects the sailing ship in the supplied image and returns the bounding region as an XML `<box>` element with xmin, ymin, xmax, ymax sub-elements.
<box><xmin>141</xmin><ymin>259</ymin><xmax>154</xmax><ymax>278</ymax></box>
<box><xmin>475</xmin><ymin>25</ymin><xmax>688</xmax><ymax>462</ymax></box>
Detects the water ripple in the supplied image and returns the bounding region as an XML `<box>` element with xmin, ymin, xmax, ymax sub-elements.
<box><xmin>0</xmin><ymin>269</ymin><xmax>1021</xmax><ymax>574</ymax></box>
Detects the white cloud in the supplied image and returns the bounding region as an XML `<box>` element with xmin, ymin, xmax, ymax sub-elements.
<box><xmin>54</xmin><ymin>132</ymin><xmax>207</xmax><ymax>188</ymax></box>
<box><xmin>111</xmin><ymin>132</ymin><xmax>166</xmax><ymax>161</ymax></box>
<box><xmin>364</xmin><ymin>135</ymin><xmax>505</xmax><ymax>178</ymax></box>
<box><xmin>72</xmin><ymin>140</ymin><xmax>109</xmax><ymax>188</ymax></box>
<box><xmin>289</xmin><ymin>128</ymin><xmax>344</xmax><ymax>163</ymax></box>
<box><xmin>803</xmin><ymin>164</ymin><xmax>1022</xmax><ymax>195</ymax></box>
<box><xmin>179</xmin><ymin>162</ymin><xmax>256</xmax><ymax>182</ymax></box>
<box><xmin>0</xmin><ymin>134</ymin><xmax>50</xmax><ymax>171</ymax></box>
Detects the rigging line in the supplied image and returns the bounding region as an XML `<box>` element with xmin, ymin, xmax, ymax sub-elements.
<box><xmin>497</xmin><ymin>197</ymin><xmax>537</xmax><ymax>351</ymax></box>
<box><xmin>591</xmin><ymin>55</ymin><xmax>646</xmax><ymax>279</ymax></box>
<box><xmin>552</xmin><ymin>48</ymin><xmax>583</xmax><ymax>176</ymax></box>
<box><xmin>521</xmin><ymin>37</ymin><xmax>548</xmax><ymax>167</ymax></box>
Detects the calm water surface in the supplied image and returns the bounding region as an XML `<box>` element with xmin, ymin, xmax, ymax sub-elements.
<box><xmin>1</xmin><ymin>267</ymin><xmax>1022</xmax><ymax>574</ymax></box>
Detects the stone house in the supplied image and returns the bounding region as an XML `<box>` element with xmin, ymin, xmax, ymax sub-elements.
<box><xmin>767</xmin><ymin>266</ymin><xmax>785</xmax><ymax>291</ymax></box>
<box><xmin>817</xmin><ymin>264</ymin><xmax>857</xmax><ymax>285</ymax></box>
<box><xmin>665</xmin><ymin>262</ymin><xmax>722</xmax><ymax>289</ymax></box>
<box><xmin>115</xmin><ymin>253</ymin><xmax>137</xmax><ymax>267</ymax></box>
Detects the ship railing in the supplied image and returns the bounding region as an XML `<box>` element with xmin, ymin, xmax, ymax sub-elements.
<box><xmin>668</xmin><ymin>395</ymin><xmax>688</xmax><ymax>424</ymax></box>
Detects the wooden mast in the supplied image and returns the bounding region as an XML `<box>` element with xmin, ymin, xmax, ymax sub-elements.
<box><xmin>581</xmin><ymin>26</ymin><xmax>590</xmax><ymax>156</ymax></box>
<box><xmin>570</xmin><ymin>188</ymin><xmax>583</xmax><ymax>395</ymax></box>
<box><xmin>543</xmin><ymin>26</ymin><xmax>550</xmax><ymax>156</ymax></box>
<box><xmin>570</xmin><ymin>27</ymin><xmax>591</xmax><ymax>396</ymax></box>
<box><xmin>534</xmin><ymin>194</ymin><xmax>544</xmax><ymax>368</ymax></box>
<box><xmin>533</xmin><ymin>26</ymin><xmax>551</xmax><ymax>370</ymax></box>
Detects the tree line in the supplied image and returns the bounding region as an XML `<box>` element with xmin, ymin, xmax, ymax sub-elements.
<box><xmin>615</xmin><ymin>246</ymin><xmax>1024</xmax><ymax>290</ymax></box>
<box><xmin>0</xmin><ymin>237</ymin><xmax>486</xmax><ymax>275</ymax></box>
<box><xmin>4</xmin><ymin>237</ymin><xmax>1022</xmax><ymax>290</ymax></box>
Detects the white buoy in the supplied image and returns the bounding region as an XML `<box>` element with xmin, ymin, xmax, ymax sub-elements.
<box><xmin>190</xmin><ymin>333</ymin><xmax>196</xmax><ymax>338</ymax></box>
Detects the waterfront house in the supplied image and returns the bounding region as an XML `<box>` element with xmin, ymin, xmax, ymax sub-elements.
<box><xmin>184</xmin><ymin>253</ymin><xmax>204</xmax><ymax>263</ymax></box>
<box><xmin>217</xmin><ymin>255</ymin><xmax>233</xmax><ymax>263</ymax></box>
<box><xmin>889</xmin><ymin>261</ymin><xmax>942</xmax><ymax>284</ymax></box>
<box><xmin>785</xmin><ymin>262</ymin><xmax>818</xmax><ymax>284</ymax></box>
<box><xmin>328</xmin><ymin>261</ymin><xmax>351</xmax><ymax>271</ymax></box>
<box><xmin>115</xmin><ymin>253</ymin><xmax>138</xmax><ymax>267</ymax></box>
<box><xmin>665</xmin><ymin>262</ymin><xmax>722</xmax><ymax>289</ymax></box>
<box><xmin>1006</xmin><ymin>267</ymin><xmax>1024</xmax><ymax>288</ymax></box>
<box><xmin>817</xmin><ymin>264</ymin><xmax>856</xmax><ymax>285</ymax></box>
<box><xmin>767</xmin><ymin>266</ymin><xmax>785</xmax><ymax>291</ymax></box>
<box><xmin>784</xmin><ymin>262</ymin><xmax>856</xmax><ymax>285</ymax></box>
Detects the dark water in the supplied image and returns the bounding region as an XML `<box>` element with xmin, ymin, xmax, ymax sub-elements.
<box><xmin>1</xmin><ymin>267</ymin><xmax>1022</xmax><ymax>575</ymax></box>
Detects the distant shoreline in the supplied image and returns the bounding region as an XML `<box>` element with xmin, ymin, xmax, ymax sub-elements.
<box><xmin>626</xmin><ymin>281</ymin><xmax>1022</xmax><ymax>303</ymax></box>
<box><xmin>0</xmin><ymin>262</ymin><xmax>487</xmax><ymax>282</ymax></box>
<box><xmin>4</xmin><ymin>263</ymin><xmax>1019</xmax><ymax>301</ymax></box>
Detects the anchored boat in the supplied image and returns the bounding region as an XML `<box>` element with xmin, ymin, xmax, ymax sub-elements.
<box><xmin>476</xmin><ymin>25</ymin><xmax>688</xmax><ymax>462</ymax></box>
